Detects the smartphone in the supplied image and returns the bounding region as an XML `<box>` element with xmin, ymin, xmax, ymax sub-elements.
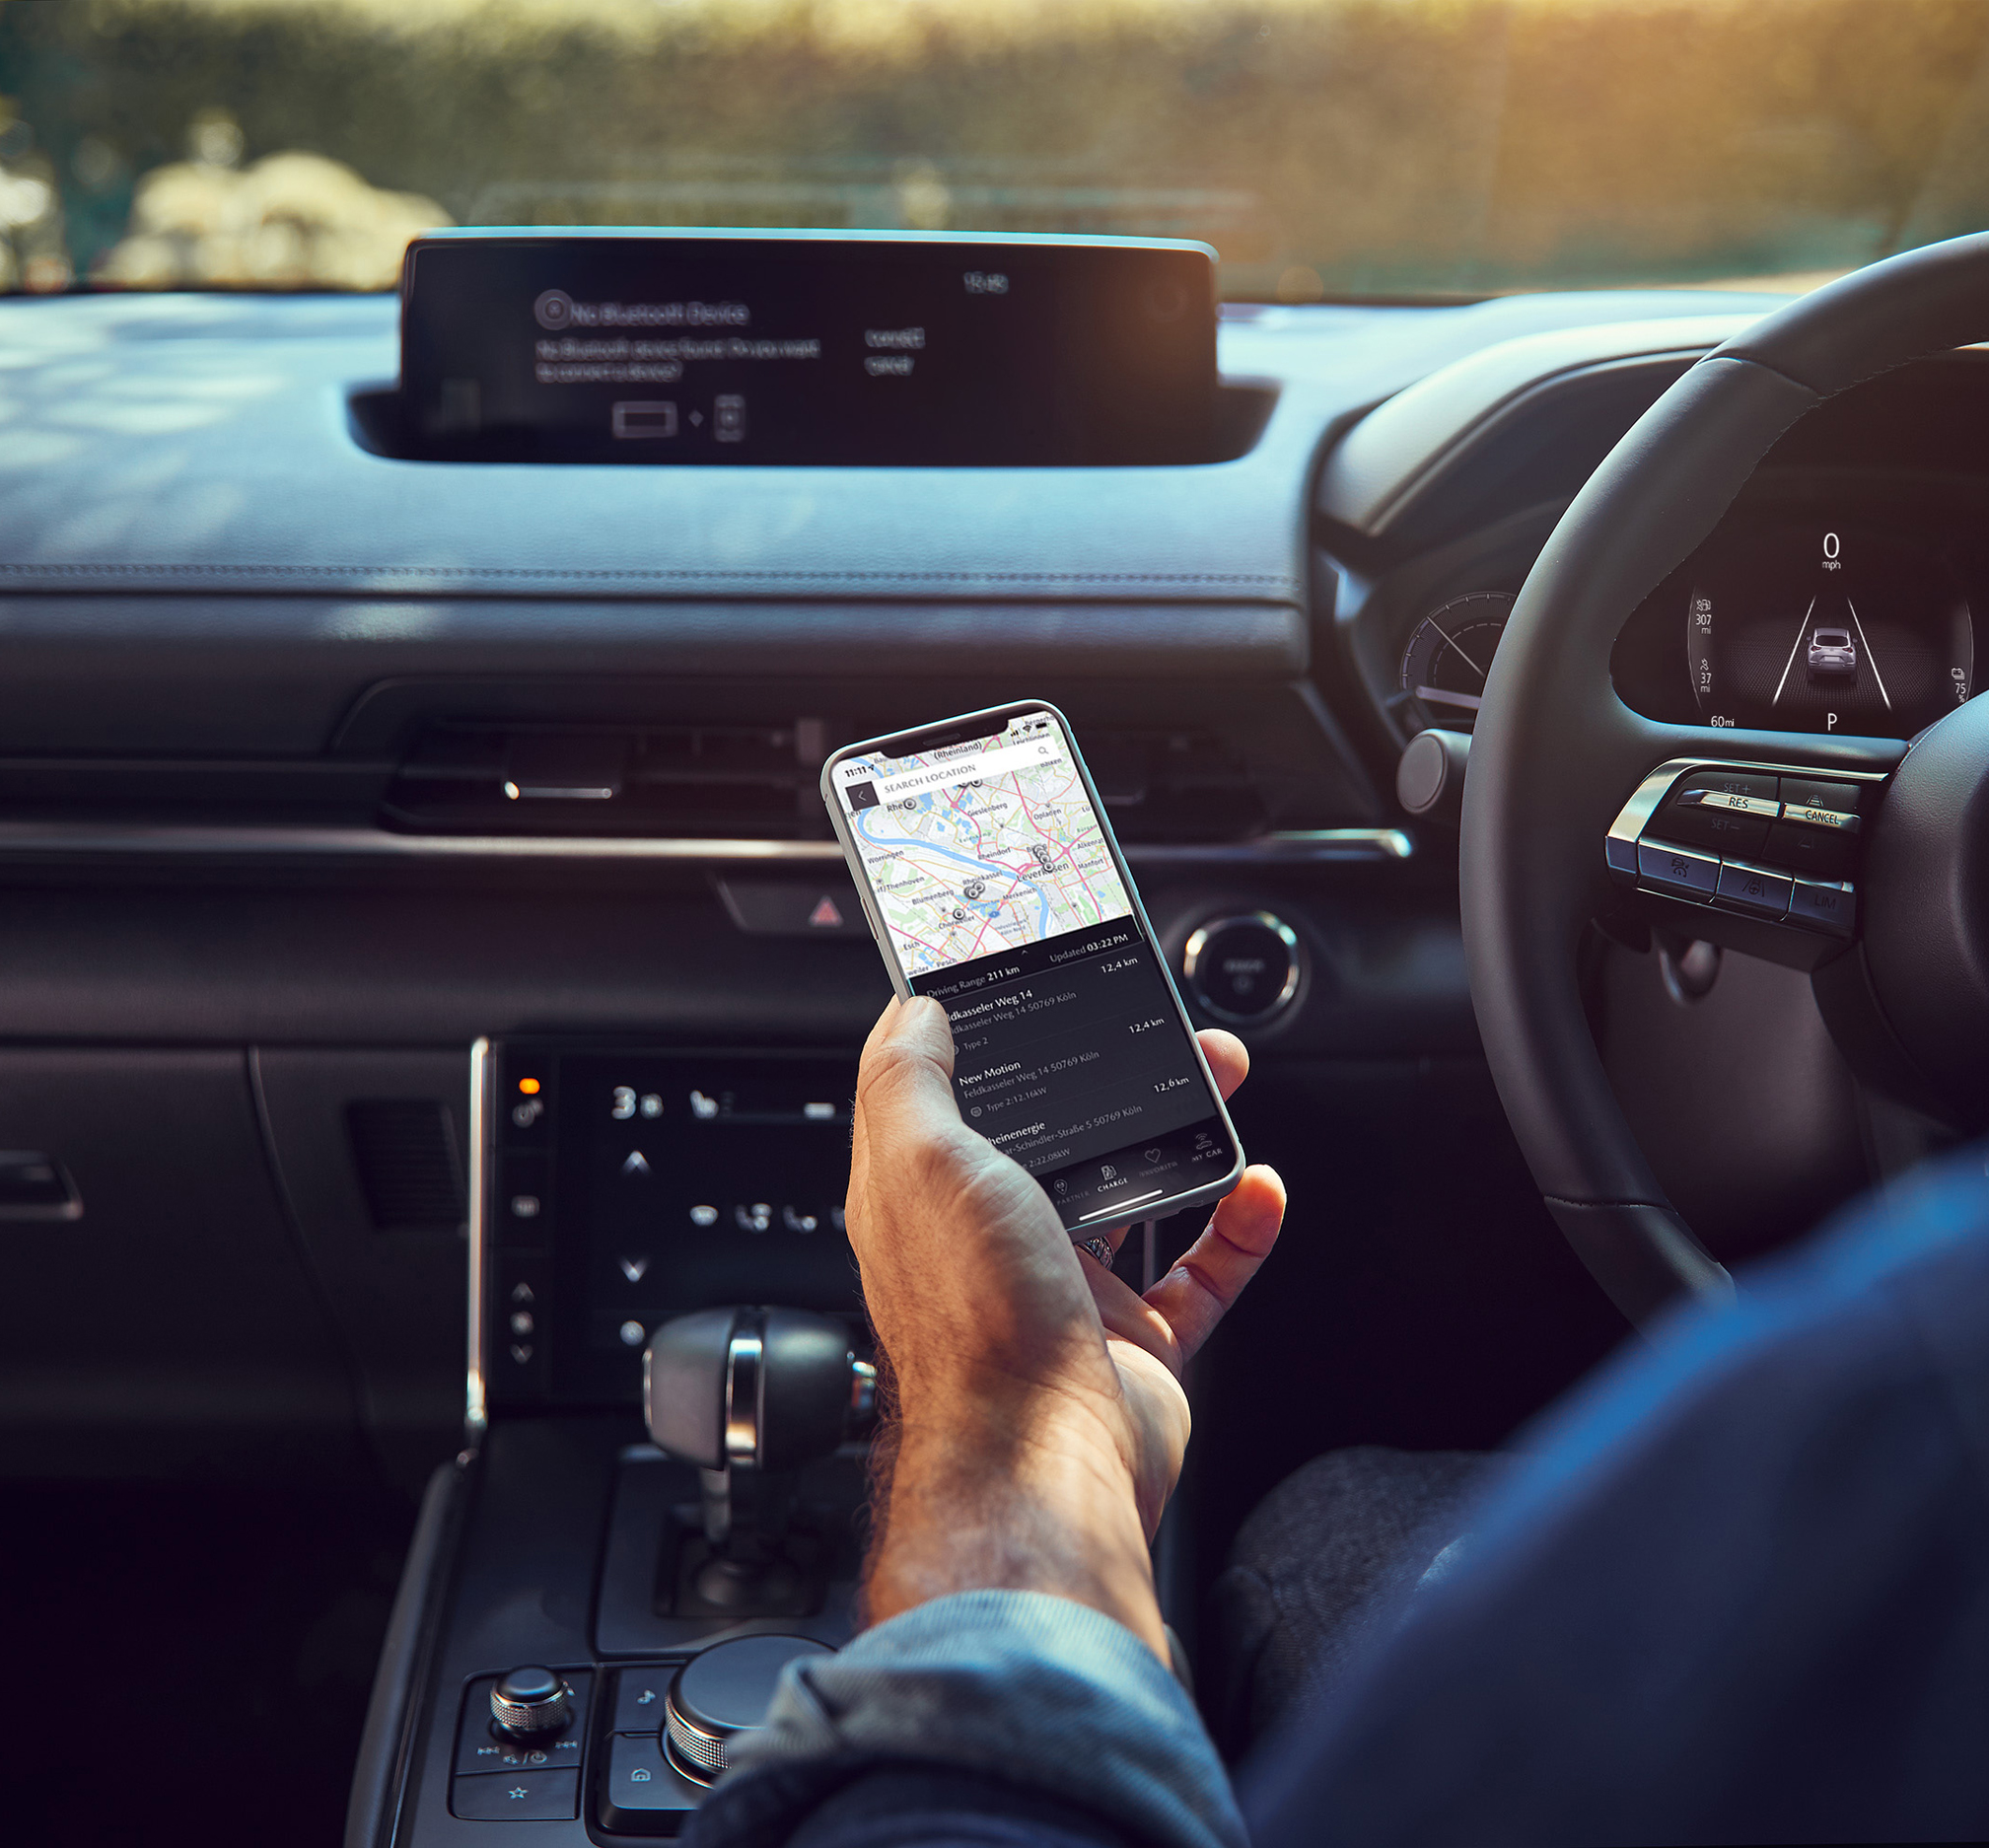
<box><xmin>821</xmin><ymin>699</ymin><xmax>1245</xmax><ymax>1234</ymax></box>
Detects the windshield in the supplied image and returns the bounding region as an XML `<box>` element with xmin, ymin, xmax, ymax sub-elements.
<box><xmin>2</xmin><ymin>0</ymin><xmax>1985</xmax><ymax>301</ymax></box>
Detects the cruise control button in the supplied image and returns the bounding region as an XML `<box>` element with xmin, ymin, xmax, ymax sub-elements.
<box><xmin>1677</xmin><ymin>788</ymin><xmax>1779</xmax><ymax>819</ymax></box>
<box><xmin>1637</xmin><ymin>838</ymin><xmax>1720</xmax><ymax>898</ymax></box>
<box><xmin>1716</xmin><ymin>861</ymin><xmax>1794</xmax><ymax>918</ymax></box>
<box><xmin>1789</xmin><ymin>879</ymin><xmax>1857</xmax><ymax>936</ymax></box>
<box><xmin>450</xmin><ymin>1767</ymin><xmax>578</xmax><ymax>1820</ymax></box>
<box><xmin>1657</xmin><ymin>803</ymin><xmax>1772</xmax><ymax>854</ymax></box>
<box><xmin>1777</xmin><ymin>803</ymin><xmax>1861</xmax><ymax>834</ymax></box>
<box><xmin>1675</xmin><ymin>768</ymin><xmax>1778</xmax><ymax>805</ymax></box>
<box><xmin>1778</xmin><ymin>776</ymin><xmax>1864</xmax><ymax>814</ymax></box>
<box><xmin>1763</xmin><ymin>820</ymin><xmax>1856</xmax><ymax>882</ymax></box>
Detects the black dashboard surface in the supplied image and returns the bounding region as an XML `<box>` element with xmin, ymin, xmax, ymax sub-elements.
<box><xmin>0</xmin><ymin>285</ymin><xmax>1783</xmax><ymax>761</ymax></box>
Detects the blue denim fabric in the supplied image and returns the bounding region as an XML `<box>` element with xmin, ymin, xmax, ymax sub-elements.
<box><xmin>691</xmin><ymin>1589</ymin><xmax>1245</xmax><ymax>1848</ymax></box>
<box><xmin>1242</xmin><ymin>1141</ymin><xmax>1989</xmax><ymax>1845</ymax></box>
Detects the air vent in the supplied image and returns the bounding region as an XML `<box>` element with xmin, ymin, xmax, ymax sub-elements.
<box><xmin>347</xmin><ymin>1100</ymin><xmax>465</xmax><ymax>1230</ymax></box>
<box><xmin>380</xmin><ymin>712</ymin><xmax>1341</xmax><ymax>844</ymax></box>
<box><xmin>1084</xmin><ymin>728</ymin><xmax>1269</xmax><ymax>843</ymax></box>
<box><xmin>382</xmin><ymin>721</ymin><xmax>817</xmax><ymax>837</ymax></box>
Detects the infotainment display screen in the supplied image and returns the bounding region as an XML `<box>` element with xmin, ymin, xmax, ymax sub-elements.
<box><xmin>481</xmin><ymin>1042</ymin><xmax>864</xmax><ymax>1413</ymax></box>
<box><xmin>399</xmin><ymin>230</ymin><xmax>1216</xmax><ymax>465</ymax></box>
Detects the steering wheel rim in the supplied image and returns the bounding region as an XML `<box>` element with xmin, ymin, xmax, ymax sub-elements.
<box><xmin>1459</xmin><ymin>230</ymin><xmax>1989</xmax><ymax>1327</ymax></box>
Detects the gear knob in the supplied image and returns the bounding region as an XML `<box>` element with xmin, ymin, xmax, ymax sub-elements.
<box><xmin>643</xmin><ymin>1306</ymin><xmax>872</xmax><ymax>1472</ymax></box>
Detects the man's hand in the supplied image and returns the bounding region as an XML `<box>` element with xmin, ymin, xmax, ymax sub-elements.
<box><xmin>846</xmin><ymin>995</ymin><xmax>1286</xmax><ymax>1660</ymax></box>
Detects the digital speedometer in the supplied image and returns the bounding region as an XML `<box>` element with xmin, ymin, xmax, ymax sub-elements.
<box><xmin>1686</xmin><ymin>525</ymin><xmax>1973</xmax><ymax>736</ymax></box>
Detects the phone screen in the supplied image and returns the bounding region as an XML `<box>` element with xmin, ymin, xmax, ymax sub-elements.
<box><xmin>828</xmin><ymin>706</ymin><xmax>1241</xmax><ymax>1231</ymax></box>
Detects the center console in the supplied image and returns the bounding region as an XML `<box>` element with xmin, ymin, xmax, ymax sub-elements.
<box><xmin>472</xmin><ymin>1040</ymin><xmax>866</xmax><ymax>1420</ymax></box>
<box><xmin>354</xmin><ymin>1039</ymin><xmax>874</xmax><ymax>1846</ymax></box>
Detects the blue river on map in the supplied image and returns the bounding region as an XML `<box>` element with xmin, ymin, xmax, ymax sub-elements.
<box><xmin>854</xmin><ymin>801</ymin><xmax>1055</xmax><ymax>938</ymax></box>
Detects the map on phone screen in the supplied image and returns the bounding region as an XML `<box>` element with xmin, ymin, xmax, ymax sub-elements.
<box><xmin>832</xmin><ymin>709</ymin><xmax>1131</xmax><ymax>977</ymax></box>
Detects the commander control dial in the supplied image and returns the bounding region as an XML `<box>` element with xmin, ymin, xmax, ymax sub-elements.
<box><xmin>1182</xmin><ymin>913</ymin><xmax>1303</xmax><ymax>1025</ymax></box>
<box><xmin>664</xmin><ymin>1635</ymin><xmax>832</xmax><ymax>1784</ymax></box>
<box><xmin>489</xmin><ymin>1666</ymin><xmax>575</xmax><ymax>1739</ymax></box>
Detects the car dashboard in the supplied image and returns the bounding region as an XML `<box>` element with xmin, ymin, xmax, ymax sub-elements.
<box><xmin>7</xmin><ymin>274</ymin><xmax>1978</xmax><ymax>1844</ymax></box>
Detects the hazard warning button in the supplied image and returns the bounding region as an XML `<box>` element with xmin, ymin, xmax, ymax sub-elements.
<box><xmin>715</xmin><ymin>878</ymin><xmax>867</xmax><ymax>937</ymax></box>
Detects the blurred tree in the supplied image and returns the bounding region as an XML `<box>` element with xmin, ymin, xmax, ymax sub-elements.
<box><xmin>0</xmin><ymin>0</ymin><xmax>1984</xmax><ymax>295</ymax></box>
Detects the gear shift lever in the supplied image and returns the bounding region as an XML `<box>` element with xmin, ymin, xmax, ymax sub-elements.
<box><xmin>644</xmin><ymin>1307</ymin><xmax>876</xmax><ymax>1611</ymax></box>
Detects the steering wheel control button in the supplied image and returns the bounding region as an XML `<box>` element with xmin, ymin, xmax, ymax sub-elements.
<box><xmin>1677</xmin><ymin>768</ymin><xmax>1778</xmax><ymax>805</ymax></box>
<box><xmin>664</xmin><ymin>1635</ymin><xmax>832</xmax><ymax>1784</ymax></box>
<box><xmin>1679</xmin><ymin>788</ymin><xmax>1779</xmax><ymax>819</ymax></box>
<box><xmin>1778</xmin><ymin>802</ymin><xmax>1861</xmax><ymax>833</ymax></box>
<box><xmin>1764</xmin><ymin>819</ymin><xmax>1856</xmax><ymax>881</ymax></box>
<box><xmin>1661</xmin><ymin>799</ymin><xmax>1771</xmax><ymax>855</ymax></box>
<box><xmin>1181</xmin><ymin>913</ymin><xmax>1303</xmax><ymax>1024</ymax></box>
<box><xmin>1716</xmin><ymin>860</ymin><xmax>1794</xmax><ymax>918</ymax></box>
<box><xmin>449</xmin><ymin>1767</ymin><xmax>579</xmax><ymax>1821</ymax></box>
<box><xmin>491</xmin><ymin>1665</ymin><xmax>575</xmax><ymax>1738</ymax></box>
<box><xmin>600</xmin><ymin>1732</ymin><xmax>702</xmax><ymax>1827</ymax></box>
<box><xmin>1659</xmin><ymin>767</ymin><xmax>1778</xmax><ymax>852</ymax></box>
<box><xmin>1790</xmin><ymin>879</ymin><xmax>1857</xmax><ymax>935</ymax></box>
<box><xmin>1607</xmin><ymin>759</ymin><xmax>1882</xmax><ymax>939</ymax></box>
<box><xmin>1778</xmin><ymin>775</ymin><xmax>1863</xmax><ymax>815</ymax></box>
<box><xmin>1636</xmin><ymin>839</ymin><xmax>1720</xmax><ymax>899</ymax></box>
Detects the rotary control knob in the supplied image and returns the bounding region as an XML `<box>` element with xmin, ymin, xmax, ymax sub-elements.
<box><xmin>664</xmin><ymin>1635</ymin><xmax>832</xmax><ymax>1784</ymax></box>
<box><xmin>1182</xmin><ymin>912</ymin><xmax>1303</xmax><ymax>1025</ymax></box>
<box><xmin>489</xmin><ymin>1666</ymin><xmax>574</xmax><ymax>1739</ymax></box>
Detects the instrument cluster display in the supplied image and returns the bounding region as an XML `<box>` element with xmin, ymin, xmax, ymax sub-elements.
<box><xmin>1683</xmin><ymin>524</ymin><xmax>1973</xmax><ymax>736</ymax></box>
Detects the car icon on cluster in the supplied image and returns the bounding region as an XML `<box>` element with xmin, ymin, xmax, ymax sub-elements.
<box><xmin>1808</xmin><ymin>626</ymin><xmax>1857</xmax><ymax>677</ymax></box>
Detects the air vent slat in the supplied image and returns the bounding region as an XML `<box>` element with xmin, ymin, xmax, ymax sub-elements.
<box><xmin>381</xmin><ymin>718</ymin><xmax>1303</xmax><ymax>844</ymax></box>
<box><xmin>383</xmin><ymin>720</ymin><xmax>816</xmax><ymax>837</ymax></box>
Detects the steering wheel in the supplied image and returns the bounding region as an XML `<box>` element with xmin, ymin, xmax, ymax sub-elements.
<box><xmin>1461</xmin><ymin>230</ymin><xmax>1989</xmax><ymax>1326</ymax></box>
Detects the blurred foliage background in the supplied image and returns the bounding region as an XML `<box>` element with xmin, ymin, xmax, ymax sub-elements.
<box><xmin>1</xmin><ymin>0</ymin><xmax>1986</xmax><ymax>297</ymax></box>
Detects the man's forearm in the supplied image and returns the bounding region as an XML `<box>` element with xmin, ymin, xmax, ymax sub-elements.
<box><xmin>865</xmin><ymin>1412</ymin><xmax>1171</xmax><ymax>1660</ymax></box>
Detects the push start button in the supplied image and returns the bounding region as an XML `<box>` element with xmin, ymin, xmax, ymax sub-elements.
<box><xmin>1182</xmin><ymin>913</ymin><xmax>1302</xmax><ymax>1025</ymax></box>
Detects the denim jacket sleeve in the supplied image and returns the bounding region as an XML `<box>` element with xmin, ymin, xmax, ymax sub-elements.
<box><xmin>683</xmin><ymin>1589</ymin><xmax>1247</xmax><ymax>1848</ymax></box>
